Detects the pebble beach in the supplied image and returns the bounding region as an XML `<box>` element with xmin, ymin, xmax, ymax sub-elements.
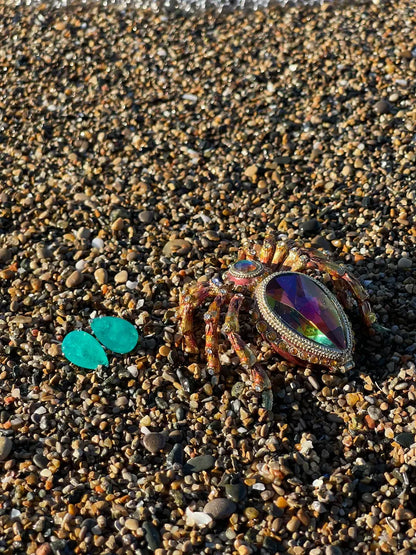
<box><xmin>0</xmin><ymin>0</ymin><xmax>415</xmax><ymax>553</ymax></box>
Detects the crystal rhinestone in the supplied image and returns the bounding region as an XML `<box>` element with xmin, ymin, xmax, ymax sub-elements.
<box><xmin>256</xmin><ymin>321</ymin><xmax>267</xmax><ymax>333</ymax></box>
<box><xmin>62</xmin><ymin>330</ymin><xmax>108</xmax><ymax>370</ymax></box>
<box><xmin>264</xmin><ymin>273</ymin><xmax>347</xmax><ymax>349</ymax></box>
<box><xmin>266</xmin><ymin>330</ymin><xmax>277</xmax><ymax>341</ymax></box>
<box><xmin>91</xmin><ymin>316</ymin><xmax>139</xmax><ymax>354</ymax></box>
<box><xmin>233</xmin><ymin>259</ymin><xmax>258</xmax><ymax>273</ymax></box>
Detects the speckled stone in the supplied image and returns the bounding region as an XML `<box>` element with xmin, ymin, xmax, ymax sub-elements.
<box><xmin>203</xmin><ymin>498</ymin><xmax>237</xmax><ymax>520</ymax></box>
<box><xmin>143</xmin><ymin>432</ymin><xmax>166</xmax><ymax>453</ymax></box>
<box><xmin>0</xmin><ymin>436</ymin><xmax>13</xmax><ymax>461</ymax></box>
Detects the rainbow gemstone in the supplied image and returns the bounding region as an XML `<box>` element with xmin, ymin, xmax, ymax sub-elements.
<box><xmin>265</xmin><ymin>273</ymin><xmax>346</xmax><ymax>349</ymax></box>
<box><xmin>233</xmin><ymin>259</ymin><xmax>258</xmax><ymax>273</ymax></box>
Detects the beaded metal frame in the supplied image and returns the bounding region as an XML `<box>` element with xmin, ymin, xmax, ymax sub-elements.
<box><xmin>253</xmin><ymin>271</ymin><xmax>354</xmax><ymax>370</ymax></box>
<box><xmin>227</xmin><ymin>259</ymin><xmax>265</xmax><ymax>280</ymax></box>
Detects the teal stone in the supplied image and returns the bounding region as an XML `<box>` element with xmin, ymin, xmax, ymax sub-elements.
<box><xmin>62</xmin><ymin>330</ymin><xmax>108</xmax><ymax>369</ymax></box>
<box><xmin>90</xmin><ymin>316</ymin><xmax>138</xmax><ymax>354</ymax></box>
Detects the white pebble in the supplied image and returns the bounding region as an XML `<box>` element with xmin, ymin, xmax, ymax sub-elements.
<box><xmin>185</xmin><ymin>507</ymin><xmax>213</xmax><ymax>528</ymax></box>
<box><xmin>126</xmin><ymin>280</ymin><xmax>138</xmax><ymax>290</ymax></box>
<box><xmin>75</xmin><ymin>260</ymin><xmax>86</xmax><ymax>271</ymax></box>
<box><xmin>311</xmin><ymin>501</ymin><xmax>326</xmax><ymax>513</ymax></box>
<box><xmin>91</xmin><ymin>237</ymin><xmax>104</xmax><ymax>250</ymax></box>
<box><xmin>182</xmin><ymin>93</ymin><xmax>198</xmax><ymax>102</ymax></box>
<box><xmin>127</xmin><ymin>365</ymin><xmax>138</xmax><ymax>377</ymax></box>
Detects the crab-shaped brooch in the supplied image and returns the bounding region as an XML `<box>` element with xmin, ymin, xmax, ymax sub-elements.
<box><xmin>176</xmin><ymin>229</ymin><xmax>376</xmax><ymax>409</ymax></box>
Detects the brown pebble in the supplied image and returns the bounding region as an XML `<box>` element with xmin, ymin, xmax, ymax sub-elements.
<box><xmin>65</xmin><ymin>270</ymin><xmax>83</xmax><ymax>288</ymax></box>
<box><xmin>381</xmin><ymin>500</ymin><xmax>392</xmax><ymax>515</ymax></box>
<box><xmin>0</xmin><ymin>247</ymin><xmax>11</xmax><ymax>263</ymax></box>
<box><xmin>162</xmin><ymin>239</ymin><xmax>192</xmax><ymax>256</ymax></box>
<box><xmin>124</xmin><ymin>518</ymin><xmax>139</xmax><ymax>531</ymax></box>
<box><xmin>244</xmin><ymin>165</ymin><xmax>258</xmax><ymax>179</ymax></box>
<box><xmin>395</xmin><ymin>507</ymin><xmax>413</xmax><ymax>520</ymax></box>
<box><xmin>115</xmin><ymin>270</ymin><xmax>128</xmax><ymax>284</ymax></box>
<box><xmin>94</xmin><ymin>268</ymin><xmax>108</xmax><ymax>285</ymax></box>
<box><xmin>158</xmin><ymin>345</ymin><xmax>171</xmax><ymax>357</ymax></box>
<box><xmin>286</xmin><ymin>516</ymin><xmax>301</xmax><ymax>532</ymax></box>
<box><xmin>35</xmin><ymin>544</ymin><xmax>52</xmax><ymax>555</ymax></box>
<box><xmin>111</xmin><ymin>217</ymin><xmax>124</xmax><ymax>231</ymax></box>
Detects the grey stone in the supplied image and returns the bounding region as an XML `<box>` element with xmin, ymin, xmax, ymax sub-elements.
<box><xmin>203</xmin><ymin>498</ymin><xmax>237</xmax><ymax>520</ymax></box>
<box><xmin>184</xmin><ymin>454</ymin><xmax>215</xmax><ymax>475</ymax></box>
<box><xmin>0</xmin><ymin>436</ymin><xmax>12</xmax><ymax>461</ymax></box>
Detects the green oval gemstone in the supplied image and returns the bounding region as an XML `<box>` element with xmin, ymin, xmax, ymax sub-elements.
<box><xmin>91</xmin><ymin>316</ymin><xmax>139</xmax><ymax>354</ymax></box>
<box><xmin>62</xmin><ymin>330</ymin><xmax>108</xmax><ymax>369</ymax></box>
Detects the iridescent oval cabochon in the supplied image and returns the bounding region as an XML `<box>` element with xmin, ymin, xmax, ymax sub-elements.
<box><xmin>264</xmin><ymin>273</ymin><xmax>347</xmax><ymax>349</ymax></box>
<box><xmin>233</xmin><ymin>259</ymin><xmax>258</xmax><ymax>273</ymax></box>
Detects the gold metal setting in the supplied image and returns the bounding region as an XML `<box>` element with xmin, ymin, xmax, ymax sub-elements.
<box><xmin>254</xmin><ymin>271</ymin><xmax>354</xmax><ymax>367</ymax></box>
<box><xmin>227</xmin><ymin>259</ymin><xmax>265</xmax><ymax>280</ymax></box>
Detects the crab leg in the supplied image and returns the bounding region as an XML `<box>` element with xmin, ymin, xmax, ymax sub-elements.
<box><xmin>177</xmin><ymin>282</ymin><xmax>214</xmax><ymax>354</ymax></box>
<box><xmin>303</xmin><ymin>249</ymin><xmax>376</xmax><ymax>328</ymax></box>
<box><xmin>238</xmin><ymin>234</ymin><xmax>258</xmax><ymax>261</ymax></box>
<box><xmin>222</xmin><ymin>294</ymin><xmax>273</xmax><ymax>410</ymax></box>
<box><xmin>259</xmin><ymin>228</ymin><xmax>276</xmax><ymax>265</ymax></box>
<box><xmin>205</xmin><ymin>295</ymin><xmax>225</xmax><ymax>381</ymax></box>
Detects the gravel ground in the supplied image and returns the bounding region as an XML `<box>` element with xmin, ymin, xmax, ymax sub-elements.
<box><xmin>0</xmin><ymin>0</ymin><xmax>415</xmax><ymax>553</ymax></box>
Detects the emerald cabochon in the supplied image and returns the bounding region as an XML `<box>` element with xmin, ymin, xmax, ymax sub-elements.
<box><xmin>62</xmin><ymin>330</ymin><xmax>108</xmax><ymax>370</ymax></box>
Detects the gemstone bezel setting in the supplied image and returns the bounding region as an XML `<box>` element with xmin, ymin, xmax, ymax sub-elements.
<box><xmin>254</xmin><ymin>271</ymin><xmax>354</xmax><ymax>368</ymax></box>
<box><xmin>227</xmin><ymin>259</ymin><xmax>264</xmax><ymax>280</ymax></box>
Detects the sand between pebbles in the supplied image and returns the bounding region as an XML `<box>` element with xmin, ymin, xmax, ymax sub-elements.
<box><xmin>0</xmin><ymin>0</ymin><xmax>415</xmax><ymax>553</ymax></box>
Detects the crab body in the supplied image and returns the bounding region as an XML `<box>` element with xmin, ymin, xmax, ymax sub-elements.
<box><xmin>176</xmin><ymin>229</ymin><xmax>376</xmax><ymax>408</ymax></box>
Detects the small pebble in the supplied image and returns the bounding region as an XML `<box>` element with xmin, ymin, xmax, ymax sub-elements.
<box><xmin>203</xmin><ymin>498</ymin><xmax>236</xmax><ymax>520</ymax></box>
<box><xmin>138</xmin><ymin>210</ymin><xmax>154</xmax><ymax>223</ymax></box>
<box><xmin>184</xmin><ymin>454</ymin><xmax>215</xmax><ymax>474</ymax></box>
<box><xmin>299</xmin><ymin>219</ymin><xmax>321</xmax><ymax>235</ymax></box>
<box><xmin>142</xmin><ymin>521</ymin><xmax>161</xmax><ymax>551</ymax></box>
<box><xmin>162</xmin><ymin>239</ymin><xmax>192</xmax><ymax>256</ymax></box>
<box><xmin>125</xmin><ymin>518</ymin><xmax>139</xmax><ymax>531</ymax></box>
<box><xmin>94</xmin><ymin>268</ymin><xmax>108</xmax><ymax>285</ymax></box>
<box><xmin>395</xmin><ymin>432</ymin><xmax>415</xmax><ymax>448</ymax></box>
<box><xmin>143</xmin><ymin>432</ymin><xmax>166</xmax><ymax>453</ymax></box>
<box><xmin>397</xmin><ymin>257</ymin><xmax>412</xmax><ymax>270</ymax></box>
<box><xmin>65</xmin><ymin>270</ymin><xmax>83</xmax><ymax>288</ymax></box>
<box><xmin>35</xmin><ymin>544</ymin><xmax>52</xmax><ymax>555</ymax></box>
<box><xmin>0</xmin><ymin>436</ymin><xmax>13</xmax><ymax>461</ymax></box>
<box><xmin>374</xmin><ymin>99</ymin><xmax>392</xmax><ymax>114</ymax></box>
